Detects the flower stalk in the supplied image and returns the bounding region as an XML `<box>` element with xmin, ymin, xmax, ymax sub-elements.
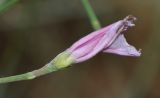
<box><xmin>0</xmin><ymin>52</ymin><xmax>74</xmax><ymax>84</ymax></box>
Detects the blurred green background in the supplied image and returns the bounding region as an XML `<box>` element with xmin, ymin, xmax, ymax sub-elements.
<box><xmin>0</xmin><ymin>0</ymin><xmax>159</xmax><ymax>98</ymax></box>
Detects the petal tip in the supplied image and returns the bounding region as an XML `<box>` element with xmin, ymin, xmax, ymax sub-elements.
<box><xmin>123</xmin><ymin>15</ymin><xmax>137</xmax><ymax>28</ymax></box>
<box><xmin>131</xmin><ymin>49</ymin><xmax>142</xmax><ymax>57</ymax></box>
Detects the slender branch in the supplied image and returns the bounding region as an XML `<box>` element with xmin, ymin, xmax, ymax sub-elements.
<box><xmin>0</xmin><ymin>51</ymin><xmax>74</xmax><ymax>84</ymax></box>
<box><xmin>81</xmin><ymin>0</ymin><xmax>101</xmax><ymax>30</ymax></box>
<box><xmin>0</xmin><ymin>63</ymin><xmax>58</xmax><ymax>84</ymax></box>
<box><xmin>0</xmin><ymin>0</ymin><xmax>19</xmax><ymax>13</ymax></box>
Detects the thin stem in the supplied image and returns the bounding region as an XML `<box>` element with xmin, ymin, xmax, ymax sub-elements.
<box><xmin>0</xmin><ymin>62</ymin><xmax>58</xmax><ymax>84</ymax></box>
<box><xmin>81</xmin><ymin>0</ymin><xmax>101</xmax><ymax>30</ymax></box>
<box><xmin>0</xmin><ymin>51</ymin><xmax>73</xmax><ymax>84</ymax></box>
<box><xmin>0</xmin><ymin>0</ymin><xmax>19</xmax><ymax>13</ymax></box>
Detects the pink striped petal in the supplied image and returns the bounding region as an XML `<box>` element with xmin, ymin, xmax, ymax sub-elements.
<box><xmin>103</xmin><ymin>34</ymin><xmax>141</xmax><ymax>56</ymax></box>
<box><xmin>66</xmin><ymin>15</ymin><xmax>141</xmax><ymax>63</ymax></box>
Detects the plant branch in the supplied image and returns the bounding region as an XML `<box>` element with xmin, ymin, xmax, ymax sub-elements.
<box><xmin>81</xmin><ymin>0</ymin><xmax>101</xmax><ymax>30</ymax></box>
<box><xmin>0</xmin><ymin>52</ymin><xmax>74</xmax><ymax>84</ymax></box>
<box><xmin>0</xmin><ymin>63</ymin><xmax>57</xmax><ymax>84</ymax></box>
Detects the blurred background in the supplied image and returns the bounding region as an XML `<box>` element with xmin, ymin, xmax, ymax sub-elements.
<box><xmin>0</xmin><ymin>0</ymin><xmax>159</xmax><ymax>98</ymax></box>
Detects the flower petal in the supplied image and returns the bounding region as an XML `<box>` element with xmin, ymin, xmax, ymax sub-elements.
<box><xmin>67</xmin><ymin>15</ymin><xmax>141</xmax><ymax>63</ymax></box>
<box><xmin>103</xmin><ymin>34</ymin><xmax>141</xmax><ymax>56</ymax></box>
<box><xmin>68</xmin><ymin>25</ymin><xmax>111</xmax><ymax>52</ymax></box>
<box><xmin>68</xmin><ymin>21</ymin><xmax>124</xmax><ymax>63</ymax></box>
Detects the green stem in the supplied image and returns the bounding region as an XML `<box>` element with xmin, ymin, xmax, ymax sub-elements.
<box><xmin>0</xmin><ymin>51</ymin><xmax>73</xmax><ymax>84</ymax></box>
<box><xmin>0</xmin><ymin>62</ymin><xmax>58</xmax><ymax>84</ymax></box>
<box><xmin>0</xmin><ymin>0</ymin><xmax>19</xmax><ymax>13</ymax></box>
<box><xmin>81</xmin><ymin>0</ymin><xmax>101</xmax><ymax>30</ymax></box>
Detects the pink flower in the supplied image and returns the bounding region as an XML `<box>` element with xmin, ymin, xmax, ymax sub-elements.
<box><xmin>66</xmin><ymin>15</ymin><xmax>141</xmax><ymax>63</ymax></box>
